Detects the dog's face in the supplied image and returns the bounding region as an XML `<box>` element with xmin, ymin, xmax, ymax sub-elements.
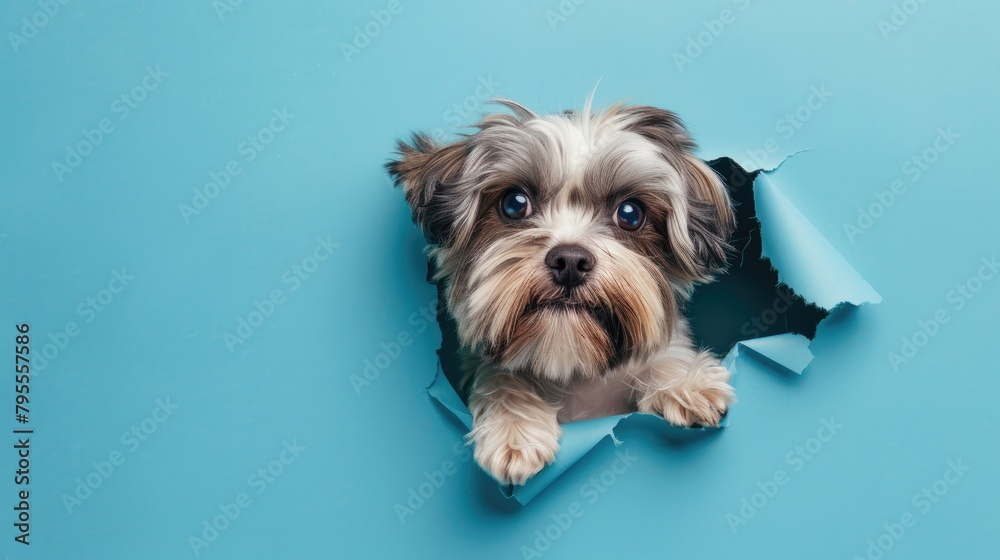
<box><xmin>388</xmin><ymin>101</ymin><xmax>734</xmax><ymax>383</ymax></box>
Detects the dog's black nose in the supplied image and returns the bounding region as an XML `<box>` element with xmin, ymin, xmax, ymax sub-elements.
<box><xmin>545</xmin><ymin>244</ymin><xmax>596</xmax><ymax>287</ymax></box>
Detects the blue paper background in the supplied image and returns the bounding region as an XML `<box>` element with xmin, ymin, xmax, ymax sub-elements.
<box><xmin>2</xmin><ymin>1</ymin><xmax>998</xmax><ymax>558</ymax></box>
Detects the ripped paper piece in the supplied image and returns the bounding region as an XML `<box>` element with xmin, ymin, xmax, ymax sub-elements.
<box><xmin>721</xmin><ymin>333</ymin><xmax>814</xmax><ymax>377</ymax></box>
<box><xmin>754</xmin><ymin>172</ymin><xmax>882</xmax><ymax>309</ymax></box>
<box><xmin>425</xmin><ymin>161</ymin><xmax>879</xmax><ymax>504</ymax></box>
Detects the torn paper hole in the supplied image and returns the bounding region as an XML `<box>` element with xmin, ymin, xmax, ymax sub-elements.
<box><xmin>425</xmin><ymin>157</ymin><xmax>880</xmax><ymax>504</ymax></box>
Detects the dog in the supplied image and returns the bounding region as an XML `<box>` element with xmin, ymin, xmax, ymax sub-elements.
<box><xmin>387</xmin><ymin>98</ymin><xmax>736</xmax><ymax>486</ymax></box>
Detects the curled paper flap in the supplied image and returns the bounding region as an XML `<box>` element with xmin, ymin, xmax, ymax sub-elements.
<box><xmin>754</xmin><ymin>172</ymin><xmax>882</xmax><ymax>309</ymax></box>
<box><xmin>722</xmin><ymin>333</ymin><xmax>814</xmax><ymax>377</ymax></box>
<box><xmin>427</xmin><ymin>363</ymin><xmax>473</xmax><ymax>430</ymax></box>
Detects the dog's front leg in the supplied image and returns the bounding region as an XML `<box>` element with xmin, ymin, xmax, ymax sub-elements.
<box><xmin>632</xmin><ymin>343</ymin><xmax>734</xmax><ymax>428</ymax></box>
<box><xmin>468</xmin><ymin>368</ymin><xmax>562</xmax><ymax>485</ymax></box>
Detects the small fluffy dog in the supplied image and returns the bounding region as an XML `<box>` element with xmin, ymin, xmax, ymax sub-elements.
<box><xmin>388</xmin><ymin>98</ymin><xmax>736</xmax><ymax>485</ymax></box>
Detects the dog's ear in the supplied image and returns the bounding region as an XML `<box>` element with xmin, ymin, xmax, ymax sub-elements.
<box><xmin>678</xmin><ymin>153</ymin><xmax>735</xmax><ymax>277</ymax></box>
<box><xmin>617</xmin><ymin>105</ymin><xmax>735</xmax><ymax>280</ymax></box>
<box><xmin>386</xmin><ymin>133</ymin><xmax>468</xmax><ymax>245</ymax></box>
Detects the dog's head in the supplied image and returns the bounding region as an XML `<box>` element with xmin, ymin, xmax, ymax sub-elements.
<box><xmin>388</xmin><ymin>100</ymin><xmax>734</xmax><ymax>383</ymax></box>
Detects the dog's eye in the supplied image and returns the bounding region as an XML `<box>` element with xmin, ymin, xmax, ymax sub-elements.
<box><xmin>500</xmin><ymin>189</ymin><xmax>532</xmax><ymax>220</ymax></box>
<box><xmin>615</xmin><ymin>200</ymin><xmax>645</xmax><ymax>231</ymax></box>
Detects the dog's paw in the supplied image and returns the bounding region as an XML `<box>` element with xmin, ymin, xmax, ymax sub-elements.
<box><xmin>638</xmin><ymin>353</ymin><xmax>734</xmax><ymax>428</ymax></box>
<box><xmin>471</xmin><ymin>415</ymin><xmax>561</xmax><ymax>486</ymax></box>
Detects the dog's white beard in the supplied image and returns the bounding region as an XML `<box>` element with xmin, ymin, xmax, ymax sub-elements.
<box><xmin>501</xmin><ymin>308</ymin><xmax>613</xmax><ymax>384</ymax></box>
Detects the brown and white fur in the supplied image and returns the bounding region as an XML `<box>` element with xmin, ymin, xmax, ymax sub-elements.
<box><xmin>388</xmin><ymin>98</ymin><xmax>736</xmax><ymax>486</ymax></box>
